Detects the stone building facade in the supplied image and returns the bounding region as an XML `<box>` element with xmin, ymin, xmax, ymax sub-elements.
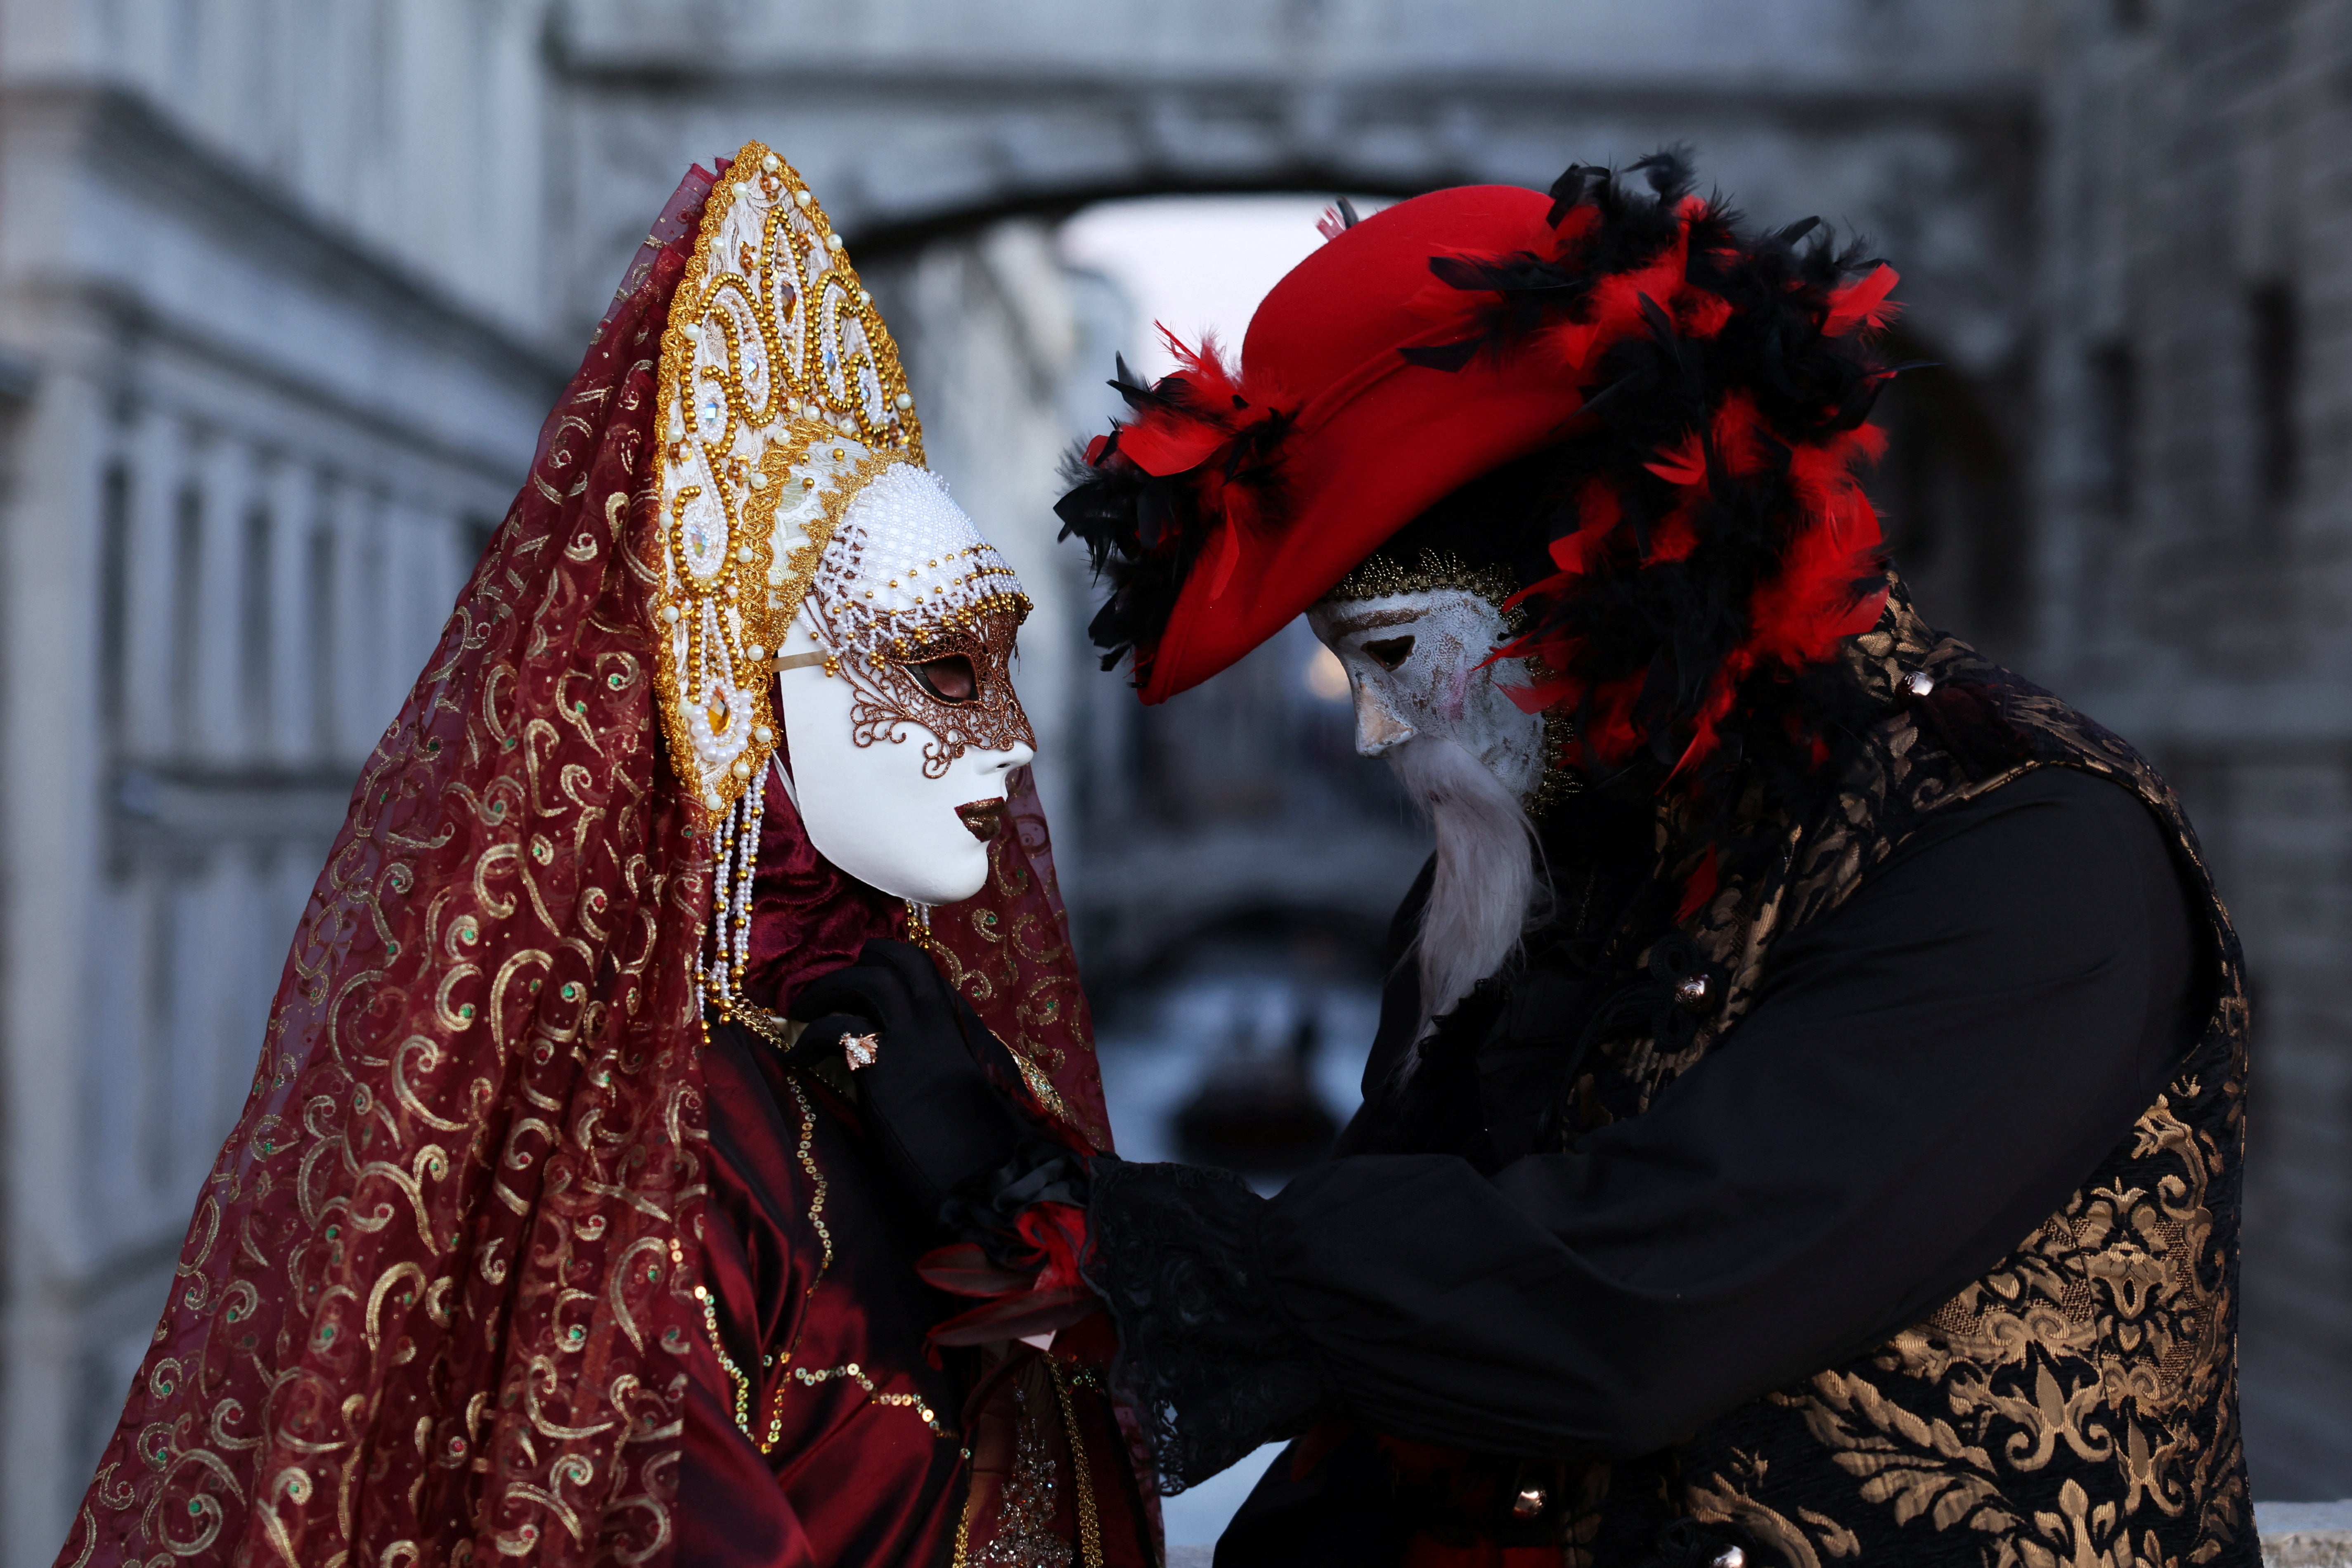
<box><xmin>9</xmin><ymin>0</ymin><xmax>2348</xmax><ymax>1554</ymax></box>
<box><xmin>2031</xmin><ymin>0</ymin><xmax>2352</xmax><ymax>1500</ymax></box>
<box><xmin>0</xmin><ymin>4</ymin><xmax>564</xmax><ymax>1554</ymax></box>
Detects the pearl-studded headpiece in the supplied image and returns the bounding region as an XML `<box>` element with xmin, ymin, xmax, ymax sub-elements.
<box><xmin>650</xmin><ymin>137</ymin><xmax>944</xmax><ymax>818</ymax></box>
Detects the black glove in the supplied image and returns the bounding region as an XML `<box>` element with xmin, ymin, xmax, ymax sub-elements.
<box><xmin>788</xmin><ymin>938</ymin><xmax>1048</xmax><ymax>1227</ymax></box>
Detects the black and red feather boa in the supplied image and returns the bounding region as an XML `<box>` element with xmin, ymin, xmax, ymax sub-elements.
<box><xmin>1457</xmin><ymin>156</ymin><xmax>1900</xmax><ymax>907</ymax></box>
<box><xmin>1055</xmin><ymin>332</ymin><xmax>1294</xmax><ymax>674</ymax></box>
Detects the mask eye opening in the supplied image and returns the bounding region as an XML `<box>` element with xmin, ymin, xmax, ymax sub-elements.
<box><xmin>1363</xmin><ymin>635</ymin><xmax>1415</xmax><ymax>672</ymax></box>
<box><xmin>908</xmin><ymin>653</ymin><xmax>978</xmax><ymax>703</ymax></box>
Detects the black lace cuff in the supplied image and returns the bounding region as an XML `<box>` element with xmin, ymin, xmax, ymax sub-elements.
<box><xmin>1083</xmin><ymin>1159</ymin><xmax>1334</xmax><ymax>1491</ymax></box>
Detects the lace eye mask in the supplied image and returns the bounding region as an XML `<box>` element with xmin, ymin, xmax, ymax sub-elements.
<box><xmin>831</xmin><ymin>604</ymin><xmax>1034</xmax><ymax>778</ymax></box>
<box><xmin>806</xmin><ymin>462</ymin><xmax>1035</xmax><ymax>778</ymax></box>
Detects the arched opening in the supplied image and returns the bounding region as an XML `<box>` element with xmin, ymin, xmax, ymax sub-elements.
<box><xmin>1868</xmin><ymin>326</ymin><xmax>2033</xmax><ymax>657</ymax></box>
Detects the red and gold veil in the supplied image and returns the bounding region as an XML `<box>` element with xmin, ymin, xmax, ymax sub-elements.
<box><xmin>61</xmin><ymin>146</ymin><xmax>1118</xmax><ymax>1568</ymax></box>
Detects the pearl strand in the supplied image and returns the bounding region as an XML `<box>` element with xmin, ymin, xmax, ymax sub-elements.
<box><xmin>703</xmin><ymin>759</ymin><xmax>772</xmax><ymax>1022</ymax></box>
<box><xmin>730</xmin><ymin>762</ymin><xmax>765</xmax><ymax>998</ymax></box>
<box><xmin>704</xmin><ymin>788</ymin><xmax>738</xmax><ymax>1012</ymax></box>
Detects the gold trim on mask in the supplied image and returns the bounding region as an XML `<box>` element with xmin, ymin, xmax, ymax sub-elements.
<box><xmin>1319</xmin><ymin>547</ymin><xmax>1582</xmax><ymax>814</ymax></box>
<box><xmin>1325</xmin><ymin>548</ymin><xmax>1521</xmax><ymax>622</ymax></box>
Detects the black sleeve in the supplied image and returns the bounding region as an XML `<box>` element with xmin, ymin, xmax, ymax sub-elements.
<box><xmin>1088</xmin><ymin>767</ymin><xmax>2204</xmax><ymax>1485</ymax></box>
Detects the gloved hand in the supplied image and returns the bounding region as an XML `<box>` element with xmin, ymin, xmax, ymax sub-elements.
<box><xmin>787</xmin><ymin>938</ymin><xmax>1051</xmax><ymax>1227</ymax></box>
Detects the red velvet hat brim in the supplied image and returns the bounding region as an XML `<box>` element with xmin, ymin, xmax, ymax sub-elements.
<box><xmin>1138</xmin><ymin>350</ymin><xmax>1585</xmax><ymax>703</ymax></box>
<box><xmin>1133</xmin><ymin>185</ymin><xmax>1583</xmax><ymax>704</ymax></box>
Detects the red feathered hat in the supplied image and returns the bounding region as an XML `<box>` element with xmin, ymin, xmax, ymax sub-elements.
<box><xmin>1058</xmin><ymin>153</ymin><xmax>1901</xmax><ymax>785</ymax></box>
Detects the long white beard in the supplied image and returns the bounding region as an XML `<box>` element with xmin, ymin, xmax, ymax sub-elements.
<box><xmin>1388</xmin><ymin>733</ymin><xmax>1545</xmax><ymax>1064</ymax></box>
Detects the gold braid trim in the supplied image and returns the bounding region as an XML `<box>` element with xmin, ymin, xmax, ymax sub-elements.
<box><xmin>1323</xmin><ymin>547</ymin><xmax>1520</xmax><ymax>621</ymax></box>
<box><xmin>1050</xmin><ymin>1359</ymin><xmax>1104</xmax><ymax>1568</ymax></box>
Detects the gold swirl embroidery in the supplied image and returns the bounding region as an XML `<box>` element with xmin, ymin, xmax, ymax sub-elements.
<box><xmin>71</xmin><ymin>236</ymin><xmax>706</xmax><ymax>1566</ymax></box>
<box><xmin>1649</xmin><ymin>587</ymin><xmax>2251</xmax><ymax>1566</ymax></box>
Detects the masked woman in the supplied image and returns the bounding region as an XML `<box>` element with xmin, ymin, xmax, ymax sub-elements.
<box><xmin>58</xmin><ymin>145</ymin><xmax>1149</xmax><ymax>1568</ymax></box>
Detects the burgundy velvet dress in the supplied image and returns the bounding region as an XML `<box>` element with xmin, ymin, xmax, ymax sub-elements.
<box><xmin>681</xmin><ymin>768</ymin><xmax>1152</xmax><ymax>1567</ymax></box>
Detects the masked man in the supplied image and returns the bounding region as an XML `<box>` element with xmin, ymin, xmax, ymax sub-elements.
<box><xmin>59</xmin><ymin>144</ymin><xmax>1149</xmax><ymax>1568</ymax></box>
<box><xmin>813</xmin><ymin>156</ymin><xmax>2252</xmax><ymax>1568</ymax></box>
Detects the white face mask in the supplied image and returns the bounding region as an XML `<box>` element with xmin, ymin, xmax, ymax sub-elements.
<box><xmin>772</xmin><ymin>463</ymin><xmax>1036</xmax><ymax>905</ymax></box>
<box><xmin>1306</xmin><ymin>587</ymin><xmax>1546</xmax><ymax>799</ymax></box>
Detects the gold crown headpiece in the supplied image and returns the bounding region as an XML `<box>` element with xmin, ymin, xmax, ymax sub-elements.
<box><xmin>651</xmin><ymin>139</ymin><xmax>926</xmax><ymax>817</ymax></box>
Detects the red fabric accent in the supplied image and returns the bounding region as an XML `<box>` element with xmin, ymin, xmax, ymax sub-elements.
<box><xmin>924</xmin><ymin>766</ymin><xmax>1118</xmax><ymax>1151</ymax></box>
<box><xmin>914</xmin><ymin>1242</ymin><xmax>1035</xmax><ymax>1298</ymax></box>
<box><xmin>681</xmin><ymin>1365</ymin><xmax>820</xmax><ymax>1568</ymax></box>
<box><xmin>736</xmin><ymin>763</ymin><xmax>898</xmax><ymax>1015</ymax></box>
<box><xmin>928</xmin><ymin>1288</ymin><xmax>1103</xmax><ymax>1348</ymax></box>
<box><xmin>1016</xmin><ymin>1201</ymin><xmax>1091</xmax><ymax>1293</ymax></box>
<box><xmin>697</xmin><ymin>1039</ymin><xmax>972</xmax><ymax>1568</ymax></box>
<box><xmin>917</xmin><ymin>1202</ymin><xmax>1098</xmax><ymax>1349</ymax></box>
<box><xmin>60</xmin><ymin>169</ymin><xmax>720</xmax><ymax>1567</ymax></box>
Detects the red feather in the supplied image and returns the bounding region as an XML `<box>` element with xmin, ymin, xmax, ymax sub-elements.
<box><xmin>1114</xmin><ymin>328</ymin><xmax>1249</xmax><ymax>477</ymax></box>
<box><xmin>1644</xmin><ymin>432</ymin><xmax>1707</xmax><ymax>486</ymax></box>
<box><xmin>1823</xmin><ymin>263</ymin><xmax>1901</xmax><ymax>336</ymax></box>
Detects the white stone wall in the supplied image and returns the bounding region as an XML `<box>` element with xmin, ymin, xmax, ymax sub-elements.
<box><xmin>0</xmin><ymin>0</ymin><xmax>555</xmax><ymax>341</ymax></box>
<box><xmin>0</xmin><ymin>29</ymin><xmax>563</xmax><ymax>1549</ymax></box>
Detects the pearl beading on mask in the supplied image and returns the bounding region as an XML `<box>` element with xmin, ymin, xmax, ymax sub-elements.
<box><xmin>810</xmin><ymin>464</ymin><xmax>1029</xmax><ymax>634</ymax></box>
<box><xmin>806</xmin><ymin>465</ymin><xmax>1037</xmax><ymax>778</ymax></box>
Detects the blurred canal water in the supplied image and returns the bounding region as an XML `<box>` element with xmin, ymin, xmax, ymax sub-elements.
<box><xmin>1092</xmin><ymin>950</ymin><xmax>1385</xmax><ymax>1546</ymax></box>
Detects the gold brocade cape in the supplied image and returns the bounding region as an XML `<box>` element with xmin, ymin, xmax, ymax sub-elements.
<box><xmin>59</xmin><ymin>170</ymin><xmax>722</xmax><ymax>1568</ymax></box>
<box><xmin>1561</xmin><ymin>585</ymin><xmax>2253</xmax><ymax>1568</ymax></box>
<box><xmin>58</xmin><ymin>143</ymin><xmax>1145</xmax><ymax>1568</ymax></box>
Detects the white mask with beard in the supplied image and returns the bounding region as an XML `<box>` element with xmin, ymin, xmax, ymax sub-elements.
<box><xmin>1308</xmin><ymin>576</ymin><xmax>1552</xmax><ymax>1051</ymax></box>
